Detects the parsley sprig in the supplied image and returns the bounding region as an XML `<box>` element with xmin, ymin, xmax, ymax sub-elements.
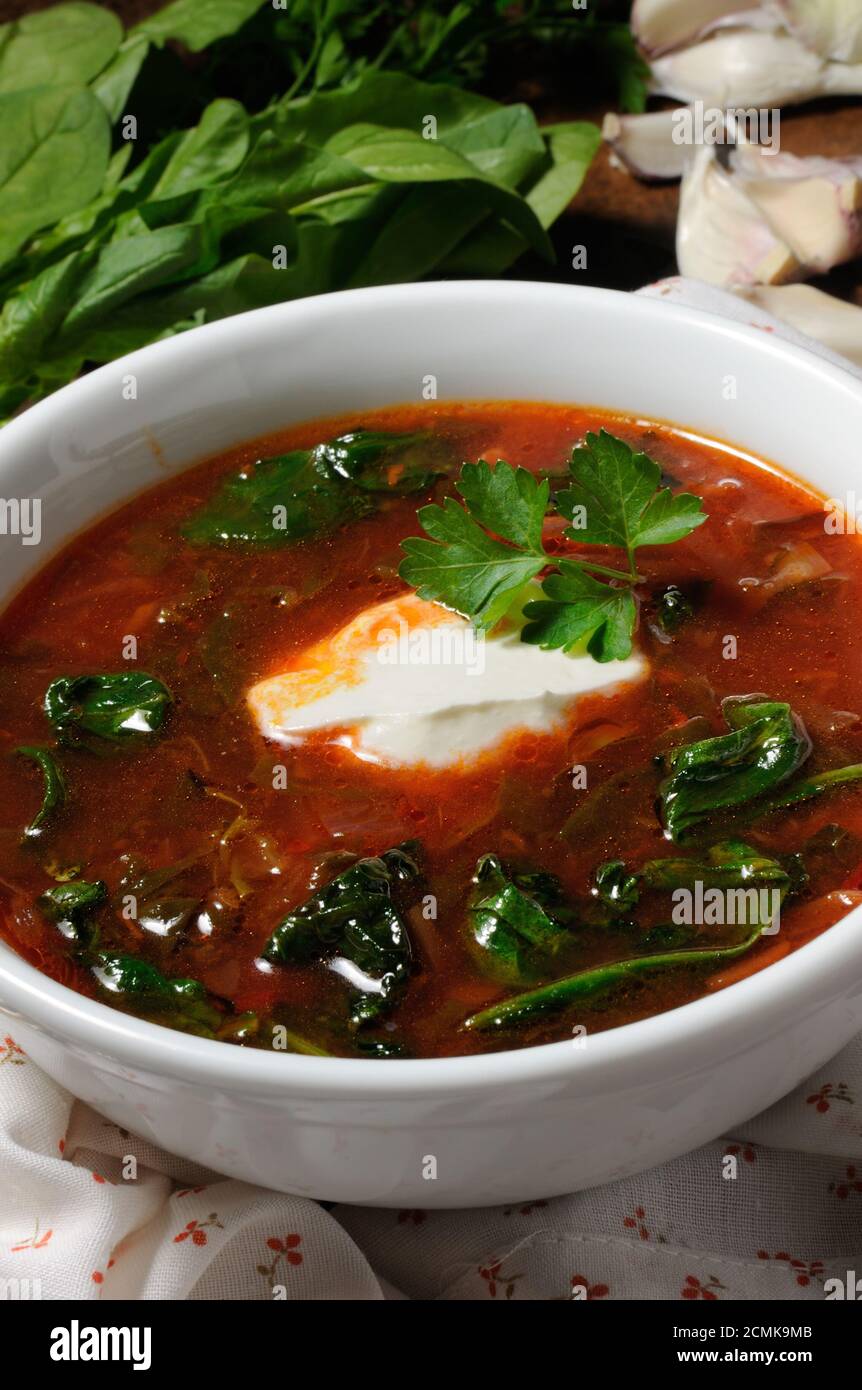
<box><xmin>399</xmin><ymin>429</ymin><xmax>707</xmax><ymax>662</ymax></box>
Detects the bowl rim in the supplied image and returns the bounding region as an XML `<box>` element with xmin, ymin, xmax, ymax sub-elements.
<box><xmin>2</xmin><ymin>278</ymin><xmax>862</xmax><ymax>1099</ymax></box>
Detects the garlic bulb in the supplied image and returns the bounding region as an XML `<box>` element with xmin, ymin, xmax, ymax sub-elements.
<box><xmin>602</xmin><ymin>108</ymin><xmax>692</xmax><ymax>180</ymax></box>
<box><xmin>778</xmin><ymin>0</ymin><xmax>862</xmax><ymax>63</ymax></box>
<box><xmin>677</xmin><ymin>146</ymin><xmax>800</xmax><ymax>286</ymax></box>
<box><xmin>631</xmin><ymin>0</ymin><xmax>760</xmax><ymax>56</ymax></box>
<box><xmin>734</xmin><ymin>284</ymin><xmax>862</xmax><ymax>368</ymax></box>
<box><xmin>651</xmin><ymin>28</ymin><xmax>862</xmax><ymax>107</ymax></box>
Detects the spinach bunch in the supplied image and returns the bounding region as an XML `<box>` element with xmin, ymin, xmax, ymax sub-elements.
<box><xmin>0</xmin><ymin>0</ymin><xmax>603</xmax><ymax>419</ymax></box>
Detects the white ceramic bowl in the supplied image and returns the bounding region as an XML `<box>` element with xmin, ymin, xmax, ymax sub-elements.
<box><xmin>2</xmin><ymin>281</ymin><xmax>862</xmax><ymax>1208</ymax></box>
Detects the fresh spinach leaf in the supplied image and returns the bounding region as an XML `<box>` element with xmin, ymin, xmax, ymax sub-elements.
<box><xmin>0</xmin><ymin>4</ymin><xmax>121</xmax><ymax>95</ymax></box>
<box><xmin>263</xmin><ymin>843</ymin><xmax>420</xmax><ymax>1026</ymax></box>
<box><xmin>15</xmin><ymin>745</ymin><xmax>67</xmax><ymax>837</ymax></box>
<box><xmin>0</xmin><ymin>85</ymin><xmax>110</xmax><ymax>266</ymax></box>
<box><xmin>467</xmin><ymin>853</ymin><xmax>576</xmax><ymax>984</ymax></box>
<box><xmin>133</xmin><ymin>0</ymin><xmax>267</xmax><ymax>52</ymax></box>
<box><xmin>184</xmin><ymin>430</ymin><xmax>453</xmax><ymax>546</ymax></box>
<box><xmin>90</xmin><ymin>37</ymin><xmax>149</xmax><ymax>123</ymax></box>
<box><xmin>438</xmin><ymin>120</ymin><xmax>600</xmax><ymax>277</ymax></box>
<box><xmin>38</xmin><ymin>878</ymin><xmax>106</xmax><ymax>943</ymax></box>
<box><xmin>44</xmin><ymin>672</ymin><xmax>172</xmax><ymax>745</ymax></box>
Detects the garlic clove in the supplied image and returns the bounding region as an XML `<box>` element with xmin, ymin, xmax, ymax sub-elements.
<box><xmin>777</xmin><ymin>0</ymin><xmax>862</xmax><ymax>63</ymax></box>
<box><xmin>731</xmin><ymin>145</ymin><xmax>862</xmax><ymax>272</ymax></box>
<box><xmin>733</xmin><ymin>284</ymin><xmax>862</xmax><ymax>369</ymax></box>
<box><xmin>631</xmin><ymin>0</ymin><xmax>761</xmax><ymax>56</ymax></box>
<box><xmin>602</xmin><ymin>108</ymin><xmax>693</xmax><ymax>180</ymax></box>
<box><xmin>676</xmin><ymin>146</ymin><xmax>801</xmax><ymax>286</ymax></box>
<box><xmin>651</xmin><ymin>28</ymin><xmax>862</xmax><ymax>107</ymax></box>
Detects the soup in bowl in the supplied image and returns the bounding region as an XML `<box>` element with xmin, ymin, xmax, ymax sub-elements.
<box><xmin>1</xmin><ymin>282</ymin><xmax>861</xmax><ymax>1205</ymax></box>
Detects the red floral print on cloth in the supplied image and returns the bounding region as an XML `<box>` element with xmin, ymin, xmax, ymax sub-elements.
<box><xmin>91</xmin><ymin>1258</ymin><xmax>116</xmax><ymax>1292</ymax></box>
<box><xmin>806</xmin><ymin>1081</ymin><xmax>853</xmax><ymax>1114</ymax></box>
<box><xmin>11</xmin><ymin>1220</ymin><xmax>52</xmax><ymax>1252</ymax></box>
<box><xmin>478</xmin><ymin>1259</ymin><xmax>523</xmax><ymax>1299</ymax></box>
<box><xmin>624</xmin><ymin>1205</ymin><xmax>650</xmax><ymax>1240</ymax></box>
<box><xmin>757</xmin><ymin>1251</ymin><xmax>825</xmax><ymax>1287</ymax></box>
<box><xmin>570</xmin><ymin>1274</ymin><xmax>609</xmax><ymax>1300</ymax></box>
<box><xmin>724</xmin><ymin>1141</ymin><xmax>756</xmax><ymax>1164</ymax></box>
<box><xmin>681</xmin><ymin>1274</ymin><xmax>725</xmax><ymax>1300</ymax></box>
<box><xmin>623</xmin><ymin>1205</ymin><xmax>668</xmax><ymax>1243</ymax></box>
<box><xmin>173</xmin><ymin>1213</ymin><xmax>224</xmax><ymax>1247</ymax></box>
<box><xmin>257</xmin><ymin>1234</ymin><xmax>303</xmax><ymax>1291</ymax></box>
<box><xmin>828</xmin><ymin>1165</ymin><xmax>862</xmax><ymax>1199</ymax></box>
<box><xmin>504</xmin><ymin>1200</ymin><xmax>549</xmax><ymax>1217</ymax></box>
<box><xmin>176</xmin><ymin>1186</ymin><xmax>207</xmax><ymax>1198</ymax></box>
<box><xmin>396</xmin><ymin>1210</ymin><xmax>427</xmax><ymax>1226</ymax></box>
<box><xmin>0</xmin><ymin>1034</ymin><xmax>25</xmax><ymax>1066</ymax></box>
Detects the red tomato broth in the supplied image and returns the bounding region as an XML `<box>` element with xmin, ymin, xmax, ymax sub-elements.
<box><xmin>1</xmin><ymin>401</ymin><xmax>862</xmax><ymax>1057</ymax></box>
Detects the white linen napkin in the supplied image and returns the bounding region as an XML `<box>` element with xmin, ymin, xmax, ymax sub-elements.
<box><xmin>2</xmin><ymin>278</ymin><xmax>861</xmax><ymax>1301</ymax></box>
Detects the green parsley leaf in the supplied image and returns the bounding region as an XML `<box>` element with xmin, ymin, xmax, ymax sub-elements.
<box><xmin>400</xmin><ymin>435</ymin><xmax>708</xmax><ymax>663</ymax></box>
<box><xmin>558</xmin><ymin>429</ymin><xmax>706</xmax><ymax>571</ymax></box>
<box><xmin>455</xmin><ymin>459</ymin><xmax>549</xmax><ymax>550</ymax></box>
<box><xmin>521</xmin><ymin>560</ymin><xmax>637</xmax><ymax>662</ymax></box>
<box><xmin>399</xmin><ymin>461</ymin><xmax>547</xmax><ymax>629</ymax></box>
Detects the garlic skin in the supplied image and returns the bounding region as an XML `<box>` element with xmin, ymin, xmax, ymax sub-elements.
<box><xmin>631</xmin><ymin>0</ymin><xmax>760</xmax><ymax>56</ymax></box>
<box><xmin>778</xmin><ymin>0</ymin><xmax>862</xmax><ymax>63</ymax></box>
<box><xmin>651</xmin><ymin>29</ymin><xmax>862</xmax><ymax>107</ymax></box>
<box><xmin>602</xmin><ymin>108</ymin><xmax>692</xmax><ymax>180</ymax></box>
<box><xmin>677</xmin><ymin>146</ymin><xmax>800</xmax><ymax>287</ymax></box>
<box><xmin>734</xmin><ymin>284</ymin><xmax>862</xmax><ymax>369</ymax></box>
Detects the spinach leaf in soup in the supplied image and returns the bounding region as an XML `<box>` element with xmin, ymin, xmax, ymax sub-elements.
<box><xmin>44</xmin><ymin>672</ymin><xmax>172</xmax><ymax>745</ymax></box>
<box><xmin>463</xmin><ymin>919</ymin><xmax>768</xmax><ymax>1033</ymax></box>
<box><xmin>638</xmin><ymin>840</ymin><xmax>792</xmax><ymax>895</ymax></box>
<box><xmin>658</xmin><ymin>697</ymin><xmax>812</xmax><ymax>841</ymax></box>
<box><xmin>592</xmin><ymin>859</ymin><xmax>639</xmax><ymax>916</ymax></box>
<box><xmin>90</xmin><ymin>950</ymin><xmax>223</xmax><ymax>1036</ymax></box>
<box><xmin>467</xmin><ymin>853</ymin><xmax>576</xmax><ymax>984</ymax></box>
<box><xmin>658</xmin><ymin>696</ymin><xmax>862</xmax><ymax>840</ymax></box>
<box><xmin>183</xmin><ymin>430</ymin><xmax>458</xmax><ymax>547</ymax></box>
<box><xmin>15</xmin><ymin>745</ymin><xmax>67</xmax><ymax>837</ymax></box>
<box><xmin>38</xmin><ymin>878</ymin><xmax>106</xmax><ymax>943</ymax></box>
<box><xmin>263</xmin><ymin>843</ymin><xmax>421</xmax><ymax>1026</ymax></box>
